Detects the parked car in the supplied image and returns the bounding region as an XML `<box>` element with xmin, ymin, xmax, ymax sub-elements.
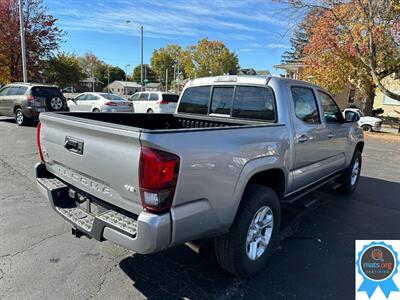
<box><xmin>62</xmin><ymin>87</ymin><xmax>76</xmax><ymax>93</ymax></box>
<box><xmin>67</xmin><ymin>92</ymin><xmax>133</xmax><ymax>112</ymax></box>
<box><xmin>343</xmin><ymin>108</ymin><xmax>382</xmax><ymax>132</ymax></box>
<box><xmin>0</xmin><ymin>82</ymin><xmax>66</xmax><ymax>125</ymax></box>
<box><xmin>128</xmin><ymin>91</ymin><xmax>179</xmax><ymax>113</ymax></box>
<box><xmin>36</xmin><ymin>75</ymin><xmax>363</xmax><ymax>277</ymax></box>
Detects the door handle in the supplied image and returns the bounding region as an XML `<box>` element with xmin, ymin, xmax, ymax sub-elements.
<box><xmin>328</xmin><ymin>133</ymin><xmax>335</xmax><ymax>139</ymax></box>
<box><xmin>297</xmin><ymin>134</ymin><xmax>309</xmax><ymax>143</ymax></box>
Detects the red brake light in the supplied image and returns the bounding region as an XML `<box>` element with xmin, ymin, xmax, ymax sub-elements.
<box><xmin>37</xmin><ymin>122</ymin><xmax>44</xmax><ymax>162</ymax></box>
<box><xmin>27</xmin><ymin>95</ymin><xmax>34</xmax><ymax>102</ymax></box>
<box><xmin>157</xmin><ymin>99</ymin><xmax>169</xmax><ymax>105</ymax></box>
<box><xmin>139</xmin><ymin>146</ymin><xmax>180</xmax><ymax>212</ymax></box>
<box><xmin>104</xmin><ymin>101</ymin><xmax>118</xmax><ymax>106</ymax></box>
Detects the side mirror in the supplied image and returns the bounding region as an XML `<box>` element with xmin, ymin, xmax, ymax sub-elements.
<box><xmin>345</xmin><ymin>111</ymin><xmax>360</xmax><ymax>122</ymax></box>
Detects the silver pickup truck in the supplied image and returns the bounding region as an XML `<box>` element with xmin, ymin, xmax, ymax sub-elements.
<box><xmin>35</xmin><ymin>75</ymin><xmax>364</xmax><ymax>277</ymax></box>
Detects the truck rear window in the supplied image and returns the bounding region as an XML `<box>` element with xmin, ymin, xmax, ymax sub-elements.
<box><xmin>178</xmin><ymin>86</ymin><xmax>210</xmax><ymax>114</ymax></box>
<box><xmin>179</xmin><ymin>85</ymin><xmax>276</xmax><ymax>121</ymax></box>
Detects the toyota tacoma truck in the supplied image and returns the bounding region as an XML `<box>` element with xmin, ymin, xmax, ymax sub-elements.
<box><xmin>35</xmin><ymin>75</ymin><xmax>364</xmax><ymax>277</ymax></box>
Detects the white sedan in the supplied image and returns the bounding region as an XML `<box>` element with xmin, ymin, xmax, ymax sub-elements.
<box><xmin>67</xmin><ymin>92</ymin><xmax>133</xmax><ymax>112</ymax></box>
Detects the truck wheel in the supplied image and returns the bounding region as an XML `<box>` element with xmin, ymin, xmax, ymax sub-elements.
<box><xmin>361</xmin><ymin>125</ymin><xmax>372</xmax><ymax>132</ymax></box>
<box><xmin>15</xmin><ymin>108</ymin><xmax>28</xmax><ymax>126</ymax></box>
<box><xmin>214</xmin><ymin>184</ymin><xmax>281</xmax><ymax>277</ymax></box>
<box><xmin>339</xmin><ymin>149</ymin><xmax>362</xmax><ymax>194</ymax></box>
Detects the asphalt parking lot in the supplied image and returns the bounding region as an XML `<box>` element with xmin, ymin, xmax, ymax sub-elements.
<box><xmin>0</xmin><ymin>116</ymin><xmax>399</xmax><ymax>300</ymax></box>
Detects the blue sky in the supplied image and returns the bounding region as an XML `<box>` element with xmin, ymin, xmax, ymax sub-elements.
<box><xmin>44</xmin><ymin>0</ymin><xmax>294</xmax><ymax>75</ymax></box>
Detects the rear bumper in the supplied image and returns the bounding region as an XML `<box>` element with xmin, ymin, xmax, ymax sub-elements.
<box><xmin>35</xmin><ymin>162</ymin><xmax>171</xmax><ymax>254</ymax></box>
<box><xmin>372</xmin><ymin>125</ymin><xmax>382</xmax><ymax>132</ymax></box>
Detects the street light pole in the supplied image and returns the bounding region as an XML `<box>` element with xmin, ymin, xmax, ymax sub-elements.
<box><xmin>165</xmin><ymin>68</ymin><xmax>168</xmax><ymax>92</ymax></box>
<box><xmin>125</xmin><ymin>64</ymin><xmax>130</xmax><ymax>95</ymax></box>
<box><xmin>18</xmin><ymin>0</ymin><xmax>27</xmax><ymax>82</ymax></box>
<box><xmin>140</xmin><ymin>25</ymin><xmax>144</xmax><ymax>91</ymax></box>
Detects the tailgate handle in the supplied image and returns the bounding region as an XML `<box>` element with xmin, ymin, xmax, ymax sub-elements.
<box><xmin>64</xmin><ymin>137</ymin><xmax>84</xmax><ymax>155</ymax></box>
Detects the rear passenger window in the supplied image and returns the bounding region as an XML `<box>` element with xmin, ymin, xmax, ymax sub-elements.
<box><xmin>178</xmin><ymin>86</ymin><xmax>211</xmax><ymax>114</ymax></box>
<box><xmin>291</xmin><ymin>87</ymin><xmax>320</xmax><ymax>124</ymax></box>
<box><xmin>210</xmin><ymin>87</ymin><xmax>234</xmax><ymax>115</ymax></box>
<box><xmin>232</xmin><ymin>86</ymin><xmax>275</xmax><ymax>121</ymax></box>
<box><xmin>139</xmin><ymin>93</ymin><xmax>149</xmax><ymax>101</ymax></box>
<box><xmin>149</xmin><ymin>93</ymin><xmax>158</xmax><ymax>101</ymax></box>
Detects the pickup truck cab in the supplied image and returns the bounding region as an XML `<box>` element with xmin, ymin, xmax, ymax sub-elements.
<box><xmin>35</xmin><ymin>75</ymin><xmax>363</xmax><ymax>277</ymax></box>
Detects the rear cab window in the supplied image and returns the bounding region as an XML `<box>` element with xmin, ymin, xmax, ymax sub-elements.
<box><xmin>178</xmin><ymin>85</ymin><xmax>276</xmax><ymax>122</ymax></box>
<box><xmin>291</xmin><ymin>86</ymin><xmax>320</xmax><ymax>124</ymax></box>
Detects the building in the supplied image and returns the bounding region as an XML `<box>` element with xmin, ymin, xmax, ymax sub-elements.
<box><xmin>144</xmin><ymin>82</ymin><xmax>162</xmax><ymax>91</ymax></box>
<box><xmin>372</xmin><ymin>75</ymin><xmax>400</xmax><ymax>118</ymax></box>
<box><xmin>106</xmin><ymin>81</ymin><xmax>141</xmax><ymax>96</ymax></box>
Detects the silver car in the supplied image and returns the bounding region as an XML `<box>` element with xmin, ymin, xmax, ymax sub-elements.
<box><xmin>67</xmin><ymin>92</ymin><xmax>133</xmax><ymax>112</ymax></box>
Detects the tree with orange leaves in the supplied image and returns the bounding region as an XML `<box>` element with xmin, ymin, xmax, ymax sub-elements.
<box><xmin>279</xmin><ymin>0</ymin><xmax>400</xmax><ymax>114</ymax></box>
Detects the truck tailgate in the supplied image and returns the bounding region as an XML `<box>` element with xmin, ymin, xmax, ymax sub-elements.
<box><xmin>39</xmin><ymin>113</ymin><xmax>143</xmax><ymax>215</ymax></box>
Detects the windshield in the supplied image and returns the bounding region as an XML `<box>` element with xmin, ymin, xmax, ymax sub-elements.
<box><xmin>99</xmin><ymin>93</ymin><xmax>126</xmax><ymax>101</ymax></box>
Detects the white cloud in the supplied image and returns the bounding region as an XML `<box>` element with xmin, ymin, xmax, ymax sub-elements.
<box><xmin>266</xmin><ymin>43</ymin><xmax>291</xmax><ymax>49</ymax></box>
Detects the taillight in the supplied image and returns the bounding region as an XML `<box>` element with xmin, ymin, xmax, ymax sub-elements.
<box><xmin>139</xmin><ymin>146</ymin><xmax>180</xmax><ymax>212</ymax></box>
<box><xmin>37</xmin><ymin>122</ymin><xmax>44</xmax><ymax>162</ymax></box>
<box><xmin>157</xmin><ymin>99</ymin><xmax>169</xmax><ymax>105</ymax></box>
<box><xmin>26</xmin><ymin>95</ymin><xmax>34</xmax><ymax>102</ymax></box>
<box><xmin>104</xmin><ymin>101</ymin><xmax>118</xmax><ymax>106</ymax></box>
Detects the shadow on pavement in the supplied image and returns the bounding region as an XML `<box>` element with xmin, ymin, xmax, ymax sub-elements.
<box><xmin>120</xmin><ymin>176</ymin><xmax>400</xmax><ymax>300</ymax></box>
<box><xmin>0</xmin><ymin>117</ymin><xmax>38</xmax><ymax>127</ymax></box>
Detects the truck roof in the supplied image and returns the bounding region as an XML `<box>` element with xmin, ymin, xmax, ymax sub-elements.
<box><xmin>185</xmin><ymin>75</ymin><xmax>323</xmax><ymax>90</ymax></box>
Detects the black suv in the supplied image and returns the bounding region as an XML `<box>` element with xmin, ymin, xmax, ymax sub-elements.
<box><xmin>0</xmin><ymin>82</ymin><xmax>67</xmax><ymax>125</ymax></box>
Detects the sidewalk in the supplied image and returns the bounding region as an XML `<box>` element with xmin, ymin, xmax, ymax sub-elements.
<box><xmin>381</xmin><ymin>124</ymin><xmax>399</xmax><ymax>134</ymax></box>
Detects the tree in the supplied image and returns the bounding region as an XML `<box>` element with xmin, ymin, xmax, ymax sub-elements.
<box><xmin>45</xmin><ymin>52</ymin><xmax>85</xmax><ymax>88</ymax></box>
<box><xmin>131</xmin><ymin>64</ymin><xmax>157</xmax><ymax>83</ymax></box>
<box><xmin>281</xmin><ymin>21</ymin><xmax>308</xmax><ymax>63</ymax></box>
<box><xmin>150</xmin><ymin>44</ymin><xmax>184</xmax><ymax>88</ymax></box>
<box><xmin>181</xmin><ymin>38</ymin><xmax>239</xmax><ymax>78</ymax></box>
<box><xmin>278</xmin><ymin>0</ymin><xmax>400</xmax><ymax>114</ymax></box>
<box><xmin>77</xmin><ymin>51</ymin><xmax>103</xmax><ymax>79</ymax></box>
<box><xmin>0</xmin><ymin>0</ymin><xmax>63</xmax><ymax>84</ymax></box>
<box><xmin>95</xmin><ymin>64</ymin><xmax>125</xmax><ymax>85</ymax></box>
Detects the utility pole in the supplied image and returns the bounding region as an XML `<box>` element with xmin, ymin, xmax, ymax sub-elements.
<box><xmin>140</xmin><ymin>25</ymin><xmax>144</xmax><ymax>91</ymax></box>
<box><xmin>125</xmin><ymin>64</ymin><xmax>130</xmax><ymax>95</ymax></box>
<box><xmin>165</xmin><ymin>68</ymin><xmax>168</xmax><ymax>92</ymax></box>
<box><xmin>18</xmin><ymin>0</ymin><xmax>27</xmax><ymax>82</ymax></box>
<box><xmin>177</xmin><ymin>62</ymin><xmax>180</xmax><ymax>93</ymax></box>
<box><xmin>107</xmin><ymin>65</ymin><xmax>110</xmax><ymax>93</ymax></box>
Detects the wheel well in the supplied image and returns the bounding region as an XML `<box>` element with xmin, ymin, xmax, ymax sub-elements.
<box><xmin>13</xmin><ymin>106</ymin><xmax>21</xmax><ymax>113</ymax></box>
<box><xmin>356</xmin><ymin>142</ymin><xmax>364</xmax><ymax>153</ymax></box>
<box><xmin>246</xmin><ymin>169</ymin><xmax>285</xmax><ymax>200</ymax></box>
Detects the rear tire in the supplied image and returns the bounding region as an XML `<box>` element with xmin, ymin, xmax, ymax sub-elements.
<box><xmin>15</xmin><ymin>108</ymin><xmax>28</xmax><ymax>126</ymax></box>
<box><xmin>214</xmin><ymin>184</ymin><xmax>281</xmax><ymax>277</ymax></box>
<box><xmin>93</xmin><ymin>108</ymin><xmax>100</xmax><ymax>113</ymax></box>
<box><xmin>361</xmin><ymin>125</ymin><xmax>372</xmax><ymax>132</ymax></box>
<box><xmin>338</xmin><ymin>149</ymin><xmax>362</xmax><ymax>194</ymax></box>
<box><xmin>147</xmin><ymin>108</ymin><xmax>154</xmax><ymax>113</ymax></box>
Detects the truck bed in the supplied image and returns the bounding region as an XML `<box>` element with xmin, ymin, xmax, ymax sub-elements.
<box><xmin>56</xmin><ymin>112</ymin><xmax>270</xmax><ymax>132</ymax></box>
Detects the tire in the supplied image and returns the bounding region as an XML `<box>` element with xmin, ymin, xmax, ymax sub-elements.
<box><xmin>147</xmin><ymin>108</ymin><xmax>154</xmax><ymax>113</ymax></box>
<box><xmin>92</xmin><ymin>108</ymin><xmax>100</xmax><ymax>113</ymax></box>
<box><xmin>46</xmin><ymin>96</ymin><xmax>64</xmax><ymax>111</ymax></box>
<box><xmin>338</xmin><ymin>149</ymin><xmax>362</xmax><ymax>194</ymax></box>
<box><xmin>361</xmin><ymin>125</ymin><xmax>372</xmax><ymax>132</ymax></box>
<box><xmin>214</xmin><ymin>184</ymin><xmax>281</xmax><ymax>277</ymax></box>
<box><xmin>14</xmin><ymin>108</ymin><xmax>28</xmax><ymax>126</ymax></box>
